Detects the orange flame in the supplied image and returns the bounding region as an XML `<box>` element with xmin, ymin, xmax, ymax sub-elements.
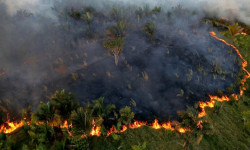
<box><xmin>120</xmin><ymin>125</ymin><xmax>128</xmax><ymax>133</ymax></box>
<box><xmin>196</xmin><ymin>120</ymin><xmax>203</xmax><ymax>129</ymax></box>
<box><xmin>0</xmin><ymin>120</ymin><xmax>24</xmax><ymax>134</ymax></box>
<box><xmin>151</xmin><ymin>119</ymin><xmax>161</xmax><ymax>129</ymax></box>
<box><xmin>197</xmin><ymin>32</ymin><xmax>250</xmax><ymax>118</ymax></box>
<box><xmin>178</xmin><ymin>127</ymin><xmax>189</xmax><ymax>134</ymax></box>
<box><xmin>60</xmin><ymin>120</ymin><xmax>72</xmax><ymax>129</ymax></box>
<box><xmin>241</xmin><ymin>32</ymin><xmax>247</xmax><ymax>35</ymax></box>
<box><xmin>90</xmin><ymin>126</ymin><xmax>101</xmax><ymax>136</ymax></box>
<box><xmin>107</xmin><ymin>126</ymin><xmax>118</xmax><ymax>136</ymax></box>
<box><xmin>231</xmin><ymin>94</ymin><xmax>238</xmax><ymax>100</ymax></box>
<box><xmin>162</xmin><ymin>121</ymin><xmax>174</xmax><ymax>131</ymax></box>
<box><xmin>1</xmin><ymin>32</ymin><xmax>249</xmax><ymax>137</ymax></box>
<box><xmin>129</xmin><ymin>120</ymin><xmax>147</xmax><ymax>129</ymax></box>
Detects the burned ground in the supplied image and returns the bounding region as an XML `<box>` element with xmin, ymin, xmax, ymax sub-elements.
<box><xmin>0</xmin><ymin>3</ymin><xmax>241</xmax><ymax>121</ymax></box>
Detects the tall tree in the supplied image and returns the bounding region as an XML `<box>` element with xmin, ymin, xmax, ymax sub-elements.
<box><xmin>35</xmin><ymin>102</ymin><xmax>56</xmax><ymax>125</ymax></box>
<box><xmin>70</xmin><ymin>107</ymin><xmax>93</xmax><ymax>135</ymax></box>
<box><xmin>103</xmin><ymin>37</ymin><xmax>125</xmax><ymax>66</ymax></box>
<box><xmin>104</xmin><ymin>21</ymin><xmax>126</xmax><ymax>65</ymax></box>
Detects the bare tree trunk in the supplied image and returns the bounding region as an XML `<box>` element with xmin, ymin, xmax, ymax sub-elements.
<box><xmin>113</xmin><ymin>48</ymin><xmax>120</xmax><ymax>66</ymax></box>
<box><xmin>114</xmin><ymin>54</ymin><xmax>119</xmax><ymax>66</ymax></box>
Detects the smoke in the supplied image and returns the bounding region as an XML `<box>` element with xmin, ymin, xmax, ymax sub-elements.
<box><xmin>2</xmin><ymin>0</ymin><xmax>250</xmax><ymax>24</ymax></box>
<box><xmin>0</xmin><ymin>0</ymin><xmax>243</xmax><ymax>120</ymax></box>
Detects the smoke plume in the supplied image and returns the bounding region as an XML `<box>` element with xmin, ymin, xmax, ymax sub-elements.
<box><xmin>0</xmin><ymin>0</ymin><xmax>244</xmax><ymax>120</ymax></box>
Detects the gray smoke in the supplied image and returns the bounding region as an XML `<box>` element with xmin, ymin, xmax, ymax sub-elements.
<box><xmin>0</xmin><ymin>0</ymin><xmax>243</xmax><ymax>120</ymax></box>
<box><xmin>2</xmin><ymin>0</ymin><xmax>250</xmax><ymax>24</ymax></box>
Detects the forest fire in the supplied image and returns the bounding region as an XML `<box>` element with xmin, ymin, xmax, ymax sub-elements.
<box><xmin>0</xmin><ymin>31</ymin><xmax>249</xmax><ymax>138</ymax></box>
<box><xmin>197</xmin><ymin>95</ymin><xmax>231</xmax><ymax>118</ymax></box>
<box><xmin>100</xmin><ymin>119</ymin><xmax>182</xmax><ymax>137</ymax></box>
<box><xmin>197</xmin><ymin>32</ymin><xmax>250</xmax><ymax>118</ymax></box>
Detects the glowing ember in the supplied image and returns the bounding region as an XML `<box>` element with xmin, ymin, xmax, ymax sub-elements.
<box><xmin>90</xmin><ymin>126</ymin><xmax>101</xmax><ymax>136</ymax></box>
<box><xmin>231</xmin><ymin>94</ymin><xmax>238</xmax><ymax>100</ymax></box>
<box><xmin>151</xmin><ymin>119</ymin><xmax>161</xmax><ymax>129</ymax></box>
<box><xmin>196</xmin><ymin>120</ymin><xmax>203</xmax><ymax>129</ymax></box>
<box><xmin>178</xmin><ymin>128</ymin><xmax>188</xmax><ymax>134</ymax></box>
<box><xmin>241</xmin><ymin>32</ymin><xmax>247</xmax><ymax>35</ymax></box>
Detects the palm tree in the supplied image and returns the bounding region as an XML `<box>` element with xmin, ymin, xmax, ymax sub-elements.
<box><xmin>107</xmin><ymin>21</ymin><xmax>127</xmax><ymax>38</ymax></box>
<box><xmin>51</xmin><ymin>90</ymin><xmax>79</xmax><ymax>122</ymax></box>
<box><xmin>104</xmin><ymin>21</ymin><xmax>127</xmax><ymax>65</ymax></box>
<box><xmin>228</xmin><ymin>23</ymin><xmax>243</xmax><ymax>37</ymax></box>
<box><xmin>119</xmin><ymin>106</ymin><xmax>134</xmax><ymax>125</ymax></box>
<box><xmin>35</xmin><ymin>102</ymin><xmax>56</xmax><ymax>125</ymax></box>
<box><xmin>89</xmin><ymin>97</ymin><xmax>116</xmax><ymax>118</ymax></box>
<box><xmin>103</xmin><ymin>37</ymin><xmax>125</xmax><ymax>65</ymax></box>
<box><xmin>70</xmin><ymin>107</ymin><xmax>93</xmax><ymax>135</ymax></box>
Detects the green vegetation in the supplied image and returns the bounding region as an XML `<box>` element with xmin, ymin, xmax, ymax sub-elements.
<box><xmin>1</xmin><ymin>74</ymin><xmax>249</xmax><ymax>150</ymax></box>
<box><xmin>103</xmin><ymin>21</ymin><xmax>127</xmax><ymax>65</ymax></box>
<box><xmin>0</xmin><ymin>90</ymin><xmax>136</xmax><ymax>149</ymax></box>
<box><xmin>144</xmin><ymin>21</ymin><xmax>156</xmax><ymax>41</ymax></box>
<box><xmin>228</xmin><ymin>23</ymin><xmax>244</xmax><ymax>37</ymax></box>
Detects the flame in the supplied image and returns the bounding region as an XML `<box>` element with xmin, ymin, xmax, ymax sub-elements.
<box><xmin>151</xmin><ymin>119</ymin><xmax>161</xmax><ymax>129</ymax></box>
<box><xmin>120</xmin><ymin>125</ymin><xmax>127</xmax><ymax>132</ymax></box>
<box><xmin>231</xmin><ymin>94</ymin><xmax>238</xmax><ymax>100</ymax></box>
<box><xmin>196</xmin><ymin>120</ymin><xmax>203</xmax><ymax>129</ymax></box>
<box><xmin>197</xmin><ymin>32</ymin><xmax>250</xmax><ymax>118</ymax></box>
<box><xmin>177</xmin><ymin>127</ymin><xmax>189</xmax><ymax>134</ymax></box>
<box><xmin>107</xmin><ymin>126</ymin><xmax>118</xmax><ymax>136</ymax></box>
<box><xmin>103</xmin><ymin>120</ymin><xmax>181</xmax><ymax>137</ymax></box>
<box><xmin>241</xmin><ymin>32</ymin><xmax>247</xmax><ymax>35</ymax></box>
<box><xmin>162</xmin><ymin>121</ymin><xmax>174</xmax><ymax>131</ymax></box>
<box><xmin>129</xmin><ymin>120</ymin><xmax>147</xmax><ymax>129</ymax></box>
<box><xmin>1</xmin><ymin>32</ymin><xmax>249</xmax><ymax>137</ymax></box>
<box><xmin>60</xmin><ymin>120</ymin><xmax>72</xmax><ymax>129</ymax></box>
<box><xmin>106</xmin><ymin>125</ymin><xmax>128</xmax><ymax>137</ymax></box>
<box><xmin>90</xmin><ymin>126</ymin><xmax>101</xmax><ymax>136</ymax></box>
<box><xmin>0</xmin><ymin>120</ymin><xmax>24</xmax><ymax>134</ymax></box>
